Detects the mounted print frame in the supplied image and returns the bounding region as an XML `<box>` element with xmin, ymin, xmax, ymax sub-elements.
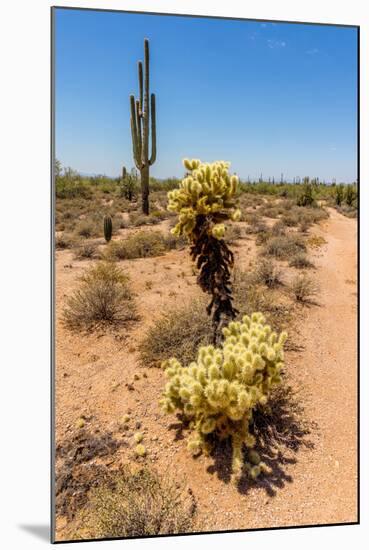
<box><xmin>51</xmin><ymin>5</ymin><xmax>359</xmax><ymax>543</ymax></box>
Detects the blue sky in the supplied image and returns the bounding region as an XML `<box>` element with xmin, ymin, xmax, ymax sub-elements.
<box><xmin>54</xmin><ymin>8</ymin><xmax>358</xmax><ymax>182</ymax></box>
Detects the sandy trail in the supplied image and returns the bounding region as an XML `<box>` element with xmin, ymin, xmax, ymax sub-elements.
<box><xmin>55</xmin><ymin>207</ymin><xmax>357</xmax><ymax>537</ymax></box>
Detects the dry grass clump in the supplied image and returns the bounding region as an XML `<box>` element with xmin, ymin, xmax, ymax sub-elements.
<box><xmin>74</xmin><ymin>243</ymin><xmax>100</xmax><ymax>260</ymax></box>
<box><xmin>289</xmin><ymin>253</ymin><xmax>315</xmax><ymax>269</ymax></box>
<box><xmin>270</xmin><ymin>220</ymin><xmax>287</xmax><ymax>236</ymax></box>
<box><xmin>70</xmin><ymin>466</ymin><xmax>196</xmax><ymax>540</ymax></box>
<box><xmin>105</xmin><ymin>231</ymin><xmax>178</xmax><ymax>261</ymax></box>
<box><xmin>63</xmin><ymin>261</ymin><xmax>137</xmax><ymax>330</ymax></box>
<box><xmin>56</xmin><ymin>234</ymin><xmax>75</xmax><ymax>249</ymax></box>
<box><xmin>281</xmin><ymin>211</ymin><xmax>299</xmax><ymax>227</ymax></box>
<box><xmin>232</xmin><ymin>269</ymin><xmax>292</xmax><ymax>333</ymax></box>
<box><xmin>74</xmin><ymin>219</ymin><xmax>101</xmax><ymax>239</ymax></box>
<box><xmin>253</xmin><ymin>260</ymin><xmax>283</xmax><ymax>288</ymax></box>
<box><xmin>139</xmin><ymin>298</ymin><xmax>212</xmax><ymax>367</ymax></box>
<box><xmin>336</xmin><ymin>204</ymin><xmax>357</xmax><ymax>218</ymax></box>
<box><xmin>225</xmin><ymin>224</ymin><xmax>244</xmax><ymax>244</ymax></box>
<box><xmin>262</xmin><ymin>234</ymin><xmax>306</xmax><ymax>259</ymax></box>
<box><xmin>290</xmin><ymin>274</ymin><xmax>319</xmax><ymax>302</ymax></box>
<box><xmin>306</xmin><ymin>235</ymin><xmax>327</xmax><ymax>249</ymax></box>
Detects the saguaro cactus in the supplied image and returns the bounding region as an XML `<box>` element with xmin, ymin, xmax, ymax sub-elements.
<box><xmin>130</xmin><ymin>38</ymin><xmax>157</xmax><ymax>215</ymax></box>
<box><xmin>103</xmin><ymin>215</ymin><xmax>113</xmax><ymax>242</ymax></box>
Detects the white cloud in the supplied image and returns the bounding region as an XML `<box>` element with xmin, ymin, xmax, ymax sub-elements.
<box><xmin>307</xmin><ymin>48</ymin><xmax>319</xmax><ymax>55</ymax></box>
<box><xmin>267</xmin><ymin>39</ymin><xmax>286</xmax><ymax>49</ymax></box>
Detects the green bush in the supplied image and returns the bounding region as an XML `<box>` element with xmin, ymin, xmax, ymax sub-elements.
<box><xmin>63</xmin><ymin>262</ymin><xmax>137</xmax><ymax>329</ymax></box>
<box><xmin>160</xmin><ymin>312</ymin><xmax>287</xmax><ymax>481</ymax></box>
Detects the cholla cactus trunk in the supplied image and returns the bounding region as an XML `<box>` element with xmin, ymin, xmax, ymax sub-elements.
<box><xmin>130</xmin><ymin>38</ymin><xmax>156</xmax><ymax>215</ymax></box>
<box><xmin>168</xmin><ymin>159</ymin><xmax>241</xmax><ymax>345</ymax></box>
<box><xmin>190</xmin><ymin>215</ymin><xmax>238</xmax><ymax>345</ymax></box>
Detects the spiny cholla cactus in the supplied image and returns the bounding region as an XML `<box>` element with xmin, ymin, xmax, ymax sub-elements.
<box><xmin>160</xmin><ymin>312</ymin><xmax>287</xmax><ymax>481</ymax></box>
<box><xmin>168</xmin><ymin>159</ymin><xmax>241</xmax><ymax>238</ymax></box>
<box><xmin>167</xmin><ymin>159</ymin><xmax>241</xmax><ymax>344</ymax></box>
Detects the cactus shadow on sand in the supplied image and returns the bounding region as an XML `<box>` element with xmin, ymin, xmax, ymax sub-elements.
<box><xmin>201</xmin><ymin>384</ymin><xmax>317</xmax><ymax>496</ymax></box>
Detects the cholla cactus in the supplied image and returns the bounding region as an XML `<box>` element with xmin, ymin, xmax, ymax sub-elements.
<box><xmin>167</xmin><ymin>159</ymin><xmax>241</xmax><ymax>343</ymax></box>
<box><xmin>168</xmin><ymin>159</ymin><xmax>240</xmax><ymax>237</ymax></box>
<box><xmin>160</xmin><ymin>312</ymin><xmax>287</xmax><ymax>481</ymax></box>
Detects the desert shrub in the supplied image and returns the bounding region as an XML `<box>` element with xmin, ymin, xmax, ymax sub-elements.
<box><xmin>160</xmin><ymin>312</ymin><xmax>288</xmax><ymax>481</ymax></box>
<box><xmin>337</xmin><ymin>204</ymin><xmax>357</xmax><ymax>218</ymax></box>
<box><xmin>270</xmin><ymin>220</ymin><xmax>287</xmax><ymax>236</ymax></box>
<box><xmin>225</xmin><ymin>224</ymin><xmax>243</xmax><ymax>244</ymax></box>
<box><xmin>253</xmin><ymin>260</ymin><xmax>282</xmax><ymax>288</ymax></box>
<box><xmin>233</xmin><ymin>269</ymin><xmax>291</xmax><ymax>333</ymax></box>
<box><xmin>260</xmin><ymin>206</ymin><xmax>280</xmax><ymax>219</ymax></box>
<box><xmin>56</xmin><ymin>234</ymin><xmax>75</xmax><ymax>249</ymax></box>
<box><xmin>71</xmin><ymin>466</ymin><xmax>195</xmax><ymax>540</ymax></box>
<box><xmin>56</xmin><ymin>179</ymin><xmax>92</xmax><ymax>199</ymax></box>
<box><xmin>345</xmin><ymin>184</ymin><xmax>357</xmax><ymax>207</ymax></box>
<box><xmin>262</xmin><ymin>234</ymin><xmax>306</xmax><ymax>259</ymax></box>
<box><xmin>63</xmin><ymin>262</ymin><xmax>137</xmax><ymax>329</ymax></box>
<box><xmin>75</xmin><ymin>220</ymin><xmax>100</xmax><ymax>239</ymax></box>
<box><xmin>281</xmin><ymin>212</ymin><xmax>299</xmax><ymax>227</ymax></box>
<box><xmin>290</xmin><ymin>274</ymin><xmax>319</xmax><ymax>302</ymax></box>
<box><xmin>289</xmin><ymin>253</ymin><xmax>314</xmax><ymax>269</ymax></box>
<box><xmin>74</xmin><ymin>243</ymin><xmax>99</xmax><ymax>260</ymax></box>
<box><xmin>244</xmin><ymin>212</ymin><xmax>268</xmax><ymax>235</ymax></box>
<box><xmin>296</xmin><ymin>182</ymin><xmax>315</xmax><ymax>207</ymax></box>
<box><xmin>299</xmin><ymin>219</ymin><xmax>310</xmax><ymax>233</ymax></box>
<box><xmin>306</xmin><ymin>208</ymin><xmax>329</xmax><ymax>224</ymax></box>
<box><xmin>139</xmin><ymin>298</ymin><xmax>212</xmax><ymax>367</ymax></box>
<box><xmin>130</xmin><ymin>211</ymin><xmax>165</xmax><ymax>227</ymax></box>
<box><xmin>105</xmin><ymin>231</ymin><xmax>178</xmax><ymax>261</ymax></box>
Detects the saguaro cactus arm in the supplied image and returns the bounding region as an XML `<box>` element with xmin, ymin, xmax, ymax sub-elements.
<box><xmin>149</xmin><ymin>93</ymin><xmax>156</xmax><ymax>165</ymax></box>
<box><xmin>130</xmin><ymin>95</ymin><xmax>140</xmax><ymax>170</ymax></box>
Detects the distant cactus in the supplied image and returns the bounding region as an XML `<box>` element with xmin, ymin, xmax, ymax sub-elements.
<box><xmin>345</xmin><ymin>184</ymin><xmax>356</xmax><ymax>206</ymax></box>
<box><xmin>167</xmin><ymin>159</ymin><xmax>241</xmax><ymax>343</ymax></box>
<box><xmin>160</xmin><ymin>312</ymin><xmax>288</xmax><ymax>482</ymax></box>
<box><xmin>130</xmin><ymin>38</ymin><xmax>157</xmax><ymax>215</ymax></box>
<box><xmin>121</xmin><ymin>167</ymin><xmax>137</xmax><ymax>201</ymax></box>
<box><xmin>296</xmin><ymin>179</ymin><xmax>315</xmax><ymax>207</ymax></box>
<box><xmin>103</xmin><ymin>215</ymin><xmax>113</xmax><ymax>242</ymax></box>
<box><xmin>334</xmin><ymin>184</ymin><xmax>344</xmax><ymax>206</ymax></box>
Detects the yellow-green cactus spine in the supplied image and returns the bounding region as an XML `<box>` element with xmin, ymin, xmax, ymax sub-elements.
<box><xmin>130</xmin><ymin>38</ymin><xmax>157</xmax><ymax>215</ymax></box>
<box><xmin>167</xmin><ymin>159</ymin><xmax>241</xmax><ymax>343</ymax></box>
<box><xmin>160</xmin><ymin>312</ymin><xmax>287</xmax><ymax>482</ymax></box>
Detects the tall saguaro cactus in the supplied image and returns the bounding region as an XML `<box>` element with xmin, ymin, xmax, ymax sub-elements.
<box><xmin>130</xmin><ymin>38</ymin><xmax>157</xmax><ymax>215</ymax></box>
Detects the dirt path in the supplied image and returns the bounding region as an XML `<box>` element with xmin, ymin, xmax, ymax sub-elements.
<box><xmin>55</xmin><ymin>208</ymin><xmax>357</xmax><ymax>537</ymax></box>
<box><xmin>277</xmin><ymin>207</ymin><xmax>358</xmax><ymax>526</ymax></box>
<box><xmin>238</xmin><ymin>206</ymin><xmax>358</xmax><ymax>529</ymax></box>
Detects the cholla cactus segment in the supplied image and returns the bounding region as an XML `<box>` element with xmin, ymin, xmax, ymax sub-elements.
<box><xmin>160</xmin><ymin>312</ymin><xmax>287</xmax><ymax>480</ymax></box>
<box><xmin>168</xmin><ymin>159</ymin><xmax>240</xmax><ymax>240</ymax></box>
